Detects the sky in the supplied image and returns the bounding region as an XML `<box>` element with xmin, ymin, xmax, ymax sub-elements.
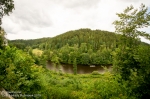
<box><xmin>1</xmin><ymin>0</ymin><xmax>150</xmax><ymax>43</ymax></box>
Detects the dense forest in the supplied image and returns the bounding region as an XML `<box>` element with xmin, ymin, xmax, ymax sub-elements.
<box><xmin>9</xmin><ymin>29</ymin><xmax>148</xmax><ymax>66</ymax></box>
<box><xmin>1</xmin><ymin>1</ymin><xmax>150</xmax><ymax>99</ymax></box>
<box><xmin>9</xmin><ymin>29</ymin><xmax>119</xmax><ymax>50</ymax></box>
<box><xmin>9</xmin><ymin>37</ymin><xmax>51</xmax><ymax>49</ymax></box>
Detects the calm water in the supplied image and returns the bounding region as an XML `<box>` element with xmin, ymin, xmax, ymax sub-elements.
<box><xmin>46</xmin><ymin>62</ymin><xmax>112</xmax><ymax>74</ymax></box>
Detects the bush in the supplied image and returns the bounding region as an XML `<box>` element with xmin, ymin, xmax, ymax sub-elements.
<box><xmin>91</xmin><ymin>71</ymin><xmax>100</xmax><ymax>75</ymax></box>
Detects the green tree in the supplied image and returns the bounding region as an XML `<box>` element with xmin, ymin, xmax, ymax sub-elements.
<box><xmin>132</xmin><ymin>45</ymin><xmax>150</xmax><ymax>98</ymax></box>
<box><xmin>80</xmin><ymin>53</ymin><xmax>90</xmax><ymax>65</ymax></box>
<box><xmin>79</xmin><ymin>43</ymin><xmax>88</xmax><ymax>53</ymax></box>
<box><xmin>0</xmin><ymin>28</ymin><xmax>6</xmax><ymax>49</ymax></box>
<box><xmin>113</xmin><ymin>3</ymin><xmax>150</xmax><ymax>77</ymax></box>
<box><xmin>59</xmin><ymin>44</ymin><xmax>70</xmax><ymax>63</ymax></box>
<box><xmin>0</xmin><ymin>46</ymin><xmax>49</xmax><ymax>96</ymax></box>
<box><xmin>90</xmin><ymin>53</ymin><xmax>97</xmax><ymax>64</ymax></box>
<box><xmin>73</xmin><ymin>58</ymin><xmax>77</xmax><ymax>75</ymax></box>
<box><xmin>0</xmin><ymin>0</ymin><xmax>14</xmax><ymax>49</ymax></box>
<box><xmin>0</xmin><ymin>0</ymin><xmax>14</xmax><ymax>17</ymax></box>
<box><xmin>113</xmin><ymin>3</ymin><xmax>150</xmax><ymax>42</ymax></box>
<box><xmin>0</xmin><ymin>0</ymin><xmax>14</xmax><ymax>29</ymax></box>
<box><xmin>113</xmin><ymin>3</ymin><xmax>150</xmax><ymax>98</ymax></box>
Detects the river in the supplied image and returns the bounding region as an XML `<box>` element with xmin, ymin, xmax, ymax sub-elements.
<box><xmin>46</xmin><ymin>61</ymin><xmax>112</xmax><ymax>74</ymax></box>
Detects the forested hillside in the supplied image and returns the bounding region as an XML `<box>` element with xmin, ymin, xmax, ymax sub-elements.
<box><xmin>9</xmin><ymin>28</ymin><xmax>148</xmax><ymax>65</ymax></box>
<box><xmin>46</xmin><ymin>29</ymin><xmax>119</xmax><ymax>50</ymax></box>
<box><xmin>9</xmin><ymin>37</ymin><xmax>51</xmax><ymax>49</ymax></box>
<box><xmin>9</xmin><ymin>29</ymin><xmax>119</xmax><ymax>50</ymax></box>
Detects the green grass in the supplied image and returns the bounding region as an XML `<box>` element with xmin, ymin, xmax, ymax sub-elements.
<box><xmin>40</xmin><ymin>70</ymin><xmax>132</xmax><ymax>99</ymax></box>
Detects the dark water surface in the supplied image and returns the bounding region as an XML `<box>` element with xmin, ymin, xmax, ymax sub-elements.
<box><xmin>46</xmin><ymin>62</ymin><xmax>112</xmax><ymax>74</ymax></box>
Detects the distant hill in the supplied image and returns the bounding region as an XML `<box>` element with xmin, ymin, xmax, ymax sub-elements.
<box><xmin>9</xmin><ymin>37</ymin><xmax>51</xmax><ymax>49</ymax></box>
<box><xmin>48</xmin><ymin>28</ymin><xmax>119</xmax><ymax>51</ymax></box>
<box><xmin>9</xmin><ymin>28</ymin><xmax>149</xmax><ymax>65</ymax></box>
<box><xmin>9</xmin><ymin>28</ymin><xmax>149</xmax><ymax>50</ymax></box>
<box><xmin>9</xmin><ymin>29</ymin><xmax>119</xmax><ymax>51</ymax></box>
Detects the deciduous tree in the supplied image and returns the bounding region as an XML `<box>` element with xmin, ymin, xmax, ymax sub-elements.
<box><xmin>113</xmin><ymin>3</ymin><xmax>150</xmax><ymax>98</ymax></box>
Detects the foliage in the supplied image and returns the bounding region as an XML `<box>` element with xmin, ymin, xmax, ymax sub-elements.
<box><xmin>9</xmin><ymin>37</ymin><xmax>51</xmax><ymax>50</ymax></box>
<box><xmin>9</xmin><ymin>29</ymin><xmax>118</xmax><ymax>51</ymax></box>
<box><xmin>73</xmin><ymin>58</ymin><xmax>77</xmax><ymax>75</ymax></box>
<box><xmin>0</xmin><ymin>0</ymin><xmax>14</xmax><ymax>44</ymax></box>
<box><xmin>0</xmin><ymin>28</ymin><xmax>7</xmax><ymax>49</ymax></box>
<box><xmin>0</xmin><ymin>47</ymin><xmax>49</xmax><ymax>97</ymax></box>
<box><xmin>10</xmin><ymin>28</ymin><xmax>149</xmax><ymax>66</ymax></box>
<box><xmin>91</xmin><ymin>71</ymin><xmax>100</xmax><ymax>75</ymax></box>
<box><xmin>9</xmin><ymin>28</ymin><xmax>148</xmax><ymax>66</ymax></box>
<box><xmin>89</xmin><ymin>73</ymin><xmax>129</xmax><ymax>98</ymax></box>
<box><xmin>113</xmin><ymin>4</ymin><xmax>150</xmax><ymax>40</ymax></box>
<box><xmin>0</xmin><ymin>0</ymin><xmax>14</xmax><ymax>17</ymax></box>
<box><xmin>79</xmin><ymin>53</ymin><xmax>90</xmax><ymax>65</ymax></box>
<box><xmin>0</xmin><ymin>45</ymin><xmax>146</xmax><ymax>99</ymax></box>
<box><xmin>131</xmin><ymin>45</ymin><xmax>150</xmax><ymax>98</ymax></box>
<box><xmin>32</xmin><ymin>49</ymin><xmax>43</xmax><ymax>56</ymax></box>
<box><xmin>113</xmin><ymin>3</ymin><xmax>150</xmax><ymax>98</ymax></box>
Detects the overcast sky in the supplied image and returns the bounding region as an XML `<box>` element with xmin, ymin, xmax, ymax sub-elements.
<box><xmin>2</xmin><ymin>0</ymin><xmax>150</xmax><ymax>43</ymax></box>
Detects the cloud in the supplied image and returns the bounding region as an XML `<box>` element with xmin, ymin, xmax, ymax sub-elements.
<box><xmin>54</xmin><ymin>0</ymin><xmax>100</xmax><ymax>9</ymax></box>
<box><xmin>1</xmin><ymin>0</ymin><xmax>150</xmax><ymax>42</ymax></box>
<box><xmin>2</xmin><ymin>0</ymin><xmax>53</xmax><ymax>34</ymax></box>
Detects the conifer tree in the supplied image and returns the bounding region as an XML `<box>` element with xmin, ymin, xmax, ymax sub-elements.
<box><xmin>73</xmin><ymin>58</ymin><xmax>77</xmax><ymax>75</ymax></box>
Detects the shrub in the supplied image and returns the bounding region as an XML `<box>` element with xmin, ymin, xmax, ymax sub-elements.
<box><xmin>91</xmin><ymin>71</ymin><xmax>100</xmax><ymax>75</ymax></box>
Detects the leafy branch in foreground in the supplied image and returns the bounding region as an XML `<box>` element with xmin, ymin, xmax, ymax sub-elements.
<box><xmin>113</xmin><ymin>3</ymin><xmax>150</xmax><ymax>40</ymax></box>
